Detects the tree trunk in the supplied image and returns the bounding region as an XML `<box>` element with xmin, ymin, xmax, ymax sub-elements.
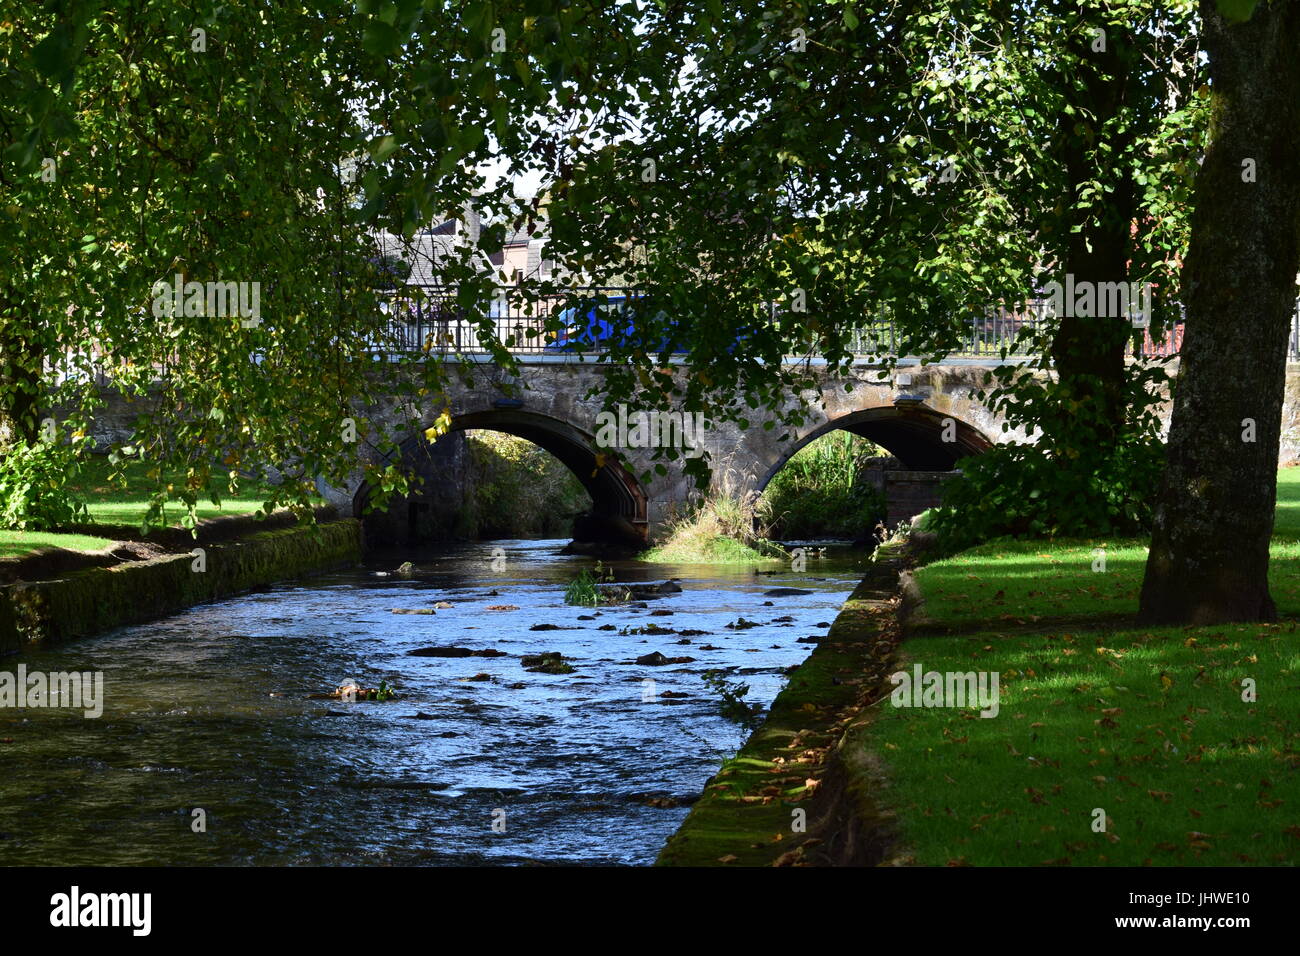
<box><xmin>1048</xmin><ymin>23</ymin><xmax>1136</xmax><ymax>448</ymax></box>
<box><xmin>1050</xmin><ymin>219</ymin><xmax>1134</xmax><ymax>448</ymax></box>
<box><xmin>1139</xmin><ymin>0</ymin><xmax>1300</xmax><ymax>624</ymax></box>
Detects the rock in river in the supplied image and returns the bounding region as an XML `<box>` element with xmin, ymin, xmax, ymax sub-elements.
<box><xmin>522</xmin><ymin>652</ymin><xmax>575</xmax><ymax>674</ymax></box>
<box><xmin>407</xmin><ymin>646</ymin><xmax>507</xmax><ymax>658</ymax></box>
<box><xmin>635</xmin><ymin>651</ymin><xmax>696</xmax><ymax>666</ymax></box>
<box><xmin>598</xmin><ymin>580</ymin><xmax>684</xmax><ymax>603</ymax></box>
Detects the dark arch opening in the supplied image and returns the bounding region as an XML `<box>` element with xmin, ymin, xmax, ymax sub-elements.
<box><xmin>759</xmin><ymin>403</ymin><xmax>992</xmax><ymax>489</ymax></box>
<box><xmin>755</xmin><ymin>405</ymin><xmax>991</xmax><ymax>531</ymax></box>
<box><xmin>354</xmin><ymin>409</ymin><xmax>648</xmax><ymax>547</ymax></box>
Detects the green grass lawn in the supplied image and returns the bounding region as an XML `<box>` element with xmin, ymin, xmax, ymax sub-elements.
<box><xmin>0</xmin><ymin>529</ymin><xmax>117</xmax><ymax>559</ymax></box>
<box><xmin>873</xmin><ymin>621</ymin><xmax>1300</xmax><ymax>865</ymax></box>
<box><xmin>72</xmin><ymin>455</ymin><xmax>286</xmax><ymax>526</ymax></box>
<box><xmin>1273</xmin><ymin>466</ymin><xmax>1300</xmax><ymax>539</ymax></box>
<box><xmin>913</xmin><ymin>468</ymin><xmax>1300</xmax><ymax>630</ymax></box>
<box><xmin>912</xmin><ymin>538</ymin><xmax>1149</xmax><ymax>629</ymax></box>
<box><xmin>0</xmin><ymin>456</ymin><xmax>298</xmax><ymax>559</ymax></box>
<box><xmin>868</xmin><ymin>467</ymin><xmax>1300</xmax><ymax>866</ymax></box>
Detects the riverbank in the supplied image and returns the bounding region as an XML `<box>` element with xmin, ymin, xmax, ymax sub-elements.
<box><xmin>655</xmin><ymin>545</ymin><xmax>907</xmax><ymax>866</ymax></box>
<box><xmin>659</xmin><ymin>468</ymin><xmax>1300</xmax><ymax>867</ymax></box>
<box><xmin>665</xmin><ymin>470</ymin><xmax>1294</xmax><ymax>868</ymax></box>
<box><xmin>638</xmin><ymin>494</ymin><xmax>789</xmax><ymax>565</ymax></box>
<box><xmin>860</xmin><ymin>472</ymin><xmax>1300</xmax><ymax>866</ymax></box>
<box><xmin>0</xmin><ymin>512</ymin><xmax>362</xmax><ymax>653</ymax></box>
<box><xmin>0</xmin><ymin>454</ymin><xmax>299</xmax><ymax>559</ymax></box>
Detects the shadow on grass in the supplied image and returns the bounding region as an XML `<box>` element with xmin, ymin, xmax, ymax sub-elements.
<box><xmin>868</xmin><ymin>620</ymin><xmax>1300</xmax><ymax>865</ymax></box>
<box><xmin>912</xmin><ymin>542</ymin><xmax>1148</xmax><ymax>632</ymax></box>
<box><xmin>914</xmin><ymin>535</ymin><xmax>1300</xmax><ymax>632</ymax></box>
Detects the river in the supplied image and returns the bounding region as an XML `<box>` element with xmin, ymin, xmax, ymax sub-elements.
<box><xmin>0</xmin><ymin>539</ymin><xmax>866</xmax><ymax>866</ymax></box>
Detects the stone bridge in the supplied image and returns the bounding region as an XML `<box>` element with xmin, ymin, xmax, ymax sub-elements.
<box><xmin>329</xmin><ymin>355</ymin><xmax>1300</xmax><ymax>546</ymax></box>
<box><xmin>75</xmin><ymin>355</ymin><xmax>1300</xmax><ymax>546</ymax></box>
<box><xmin>323</xmin><ymin>358</ymin><xmax>1035</xmax><ymax>546</ymax></box>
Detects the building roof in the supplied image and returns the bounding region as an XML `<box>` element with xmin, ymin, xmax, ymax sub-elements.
<box><xmin>376</xmin><ymin>206</ymin><xmax>556</xmax><ymax>285</ymax></box>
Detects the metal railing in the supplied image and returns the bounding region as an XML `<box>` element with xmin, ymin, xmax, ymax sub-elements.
<box><xmin>378</xmin><ymin>285</ymin><xmax>636</xmax><ymax>354</ymax></box>
<box><xmin>843</xmin><ymin>300</ymin><xmax>1056</xmax><ymax>358</ymax></box>
<box><xmin>377</xmin><ymin>285</ymin><xmax>1221</xmax><ymax>360</ymax></box>
<box><xmin>52</xmin><ymin>287</ymin><xmax>1291</xmax><ymax>376</ymax></box>
<box><xmin>853</xmin><ymin>301</ymin><xmax>1188</xmax><ymax>359</ymax></box>
<box><xmin>51</xmin><ymin>287</ymin><xmax>1285</xmax><ymax>389</ymax></box>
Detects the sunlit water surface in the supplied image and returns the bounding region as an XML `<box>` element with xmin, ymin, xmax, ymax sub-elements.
<box><xmin>0</xmin><ymin>540</ymin><xmax>865</xmax><ymax>865</ymax></box>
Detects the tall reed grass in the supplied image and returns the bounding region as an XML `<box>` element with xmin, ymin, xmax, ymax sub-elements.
<box><xmin>640</xmin><ymin>490</ymin><xmax>787</xmax><ymax>564</ymax></box>
<box><xmin>760</xmin><ymin>432</ymin><xmax>886</xmax><ymax>539</ymax></box>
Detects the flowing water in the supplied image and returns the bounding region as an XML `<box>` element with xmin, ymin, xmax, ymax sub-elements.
<box><xmin>0</xmin><ymin>540</ymin><xmax>867</xmax><ymax>866</ymax></box>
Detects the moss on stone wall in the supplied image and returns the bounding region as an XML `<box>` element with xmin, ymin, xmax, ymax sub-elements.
<box><xmin>655</xmin><ymin>556</ymin><xmax>904</xmax><ymax>867</ymax></box>
<box><xmin>0</xmin><ymin>520</ymin><xmax>361</xmax><ymax>653</ymax></box>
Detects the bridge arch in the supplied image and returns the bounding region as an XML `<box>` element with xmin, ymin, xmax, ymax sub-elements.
<box><xmin>353</xmin><ymin>408</ymin><xmax>649</xmax><ymax>542</ymax></box>
<box><xmin>756</xmin><ymin>403</ymin><xmax>992</xmax><ymax>492</ymax></box>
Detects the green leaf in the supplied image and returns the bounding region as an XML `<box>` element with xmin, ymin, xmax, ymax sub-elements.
<box><xmin>368</xmin><ymin>135</ymin><xmax>399</xmax><ymax>162</ymax></box>
<box><xmin>362</xmin><ymin>20</ymin><xmax>400</xmax><ymax>57</ymax></box>
<box><xmin>1216</xmin><ymin>0</ymin><xmax>1260</xmax><ymax>22</ymax></box>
